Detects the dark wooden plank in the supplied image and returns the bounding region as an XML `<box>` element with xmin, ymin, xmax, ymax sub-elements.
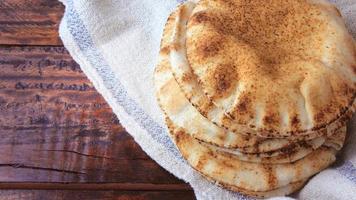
<box><xmin>0</xmin><ymin>183</ymin><xmax>191</xmax><ymax>191</ymax></box>
<box><xmin>0</xmin><ymin>190</ymin><xmax>196</xmax><ymax>200</ymax></box>
<box><xmin>0</xmin><ymin>46</ymin><xmax>187</xmax><ymax>186</ymax></box>
<box><xmin>0</xmin><ymin>0</ymin><xmax>64</xmax><ymax>45</ymax></box>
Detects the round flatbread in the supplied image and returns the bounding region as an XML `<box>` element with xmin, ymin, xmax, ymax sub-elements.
<box><xmin>202</xmin><ymin>137</ymin><xmax>324</xmax><ymax>164</ymax></box>
<box><xmin>201</xmin><ymin>125</ymin><xmax>345</xmax><ymax>164</ymax></box>
<box><xmin>165</xmin><ymin>117</ymin><xmax>336</xmax><ymax>193</ymax></box>
<box><xmin>153</xmin><ymin>1</ymin><xmax>350</xmax><ymax>197</ymax></box>
<box><xmin>155</xmin><ymin>5</ymin><xmax>327</xmax><ymax>153</ymax></box>
<box><xmin>171</xmin><ymin>0</ymin><xmax>355</xmax><ymax>138</ymax></box>
<box><xmin>202</xmin><ymin>173</ymin><xmax>307</xmax><ymax>198</ymax></box>
<box><xmin>155</xmin><ymin>49</ymin><xmax>327</xmax><ymax>153</ymax></box>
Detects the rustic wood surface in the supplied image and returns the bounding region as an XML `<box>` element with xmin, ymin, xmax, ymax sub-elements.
<box><xmin>0</xmin><ymin>0</ymin><xmax>195</xmax><ymax>199</ymax></box>
<box><xmin>0</xmin><ymin>0</ymin><xmax>63</xmax><ymax>45</ymax></box>
<box><xmin>0</xmin><ymin>190</ymin><xmax>195</xmax><ymax>200</ymax></box>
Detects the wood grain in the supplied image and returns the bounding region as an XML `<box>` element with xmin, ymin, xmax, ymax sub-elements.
<box><xmin>0</xmin><ymin>46</ymin><xmax>185</xmax><ymax>184</ymax></box>
<box><xmin>0</xmin><ymin>0</ymin><xmax>64</xmax><ymax>45</ymax></box>
<box><xmin>0</xmin><ymin>190</ymin><xmax>196</xmax><ymax>200</ymax></box>
<box><xmin>0</xmin><ymin>183</ymin><xmax>190</xmax><ymax>191</ymax></box>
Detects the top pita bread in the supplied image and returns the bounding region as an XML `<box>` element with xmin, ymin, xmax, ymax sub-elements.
<box><xmin>156</xmin><ymin>5</ymin><xmax>329</xmax><ymax>153</ymax></box>
<box><xmin>170</xmin><ymin>0</ymin><xmax>355</xmax><ymax>138</ymax></box>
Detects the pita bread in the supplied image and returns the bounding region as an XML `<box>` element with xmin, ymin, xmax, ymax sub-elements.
<box><xmin>202</xmin><ymin>173</ymin><xmax>307</xmax><ymax>198</ymax></box>
<box><xmin>202</xmin><ymin>125</ymin><xmax>345</xmax><ymax>164</ymax></box>
<box><xmin>170</xmin><ymin>0</ymin><xmax>355</xmax><ymax>138</ymax></box>
<box><xmin>155</xmin><ymin>49</ymin><xmax>328</xmax><ymax>153</ymax></box>
<box><xmin>156</xmin><ymin>50</ymin><xmax>342</xmax><ymax>163</ymax></box>
<box><xmin>165</xmin><ymin>117</ymin><xmax>336</xmax><ymax>193</ymax></box>
<box><xmin>155</xmin><ymin>7</ymin><xmax>327</xmax><ymax>153</ymax></box>
<box><xmin>153</xmin><ymin>1</ymin><xmax>350</xmax><ymax>197</ymax></box>
<box><xmin>203</xmin><ymin>137</ymin><xmax>324</xmax><ymax>164</ymax></box>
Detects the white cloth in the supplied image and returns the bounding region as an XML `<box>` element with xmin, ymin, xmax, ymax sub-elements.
<box><xmin>58</xmin><ymin>0</ymin><xmax>356</xmax><ymax>199</ymax></box>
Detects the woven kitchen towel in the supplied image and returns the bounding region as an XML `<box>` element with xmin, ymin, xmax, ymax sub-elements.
<box><xmin>58</xmin><ymin>0</ymin><xmax>356</xmax><ymax>199</ymax></box>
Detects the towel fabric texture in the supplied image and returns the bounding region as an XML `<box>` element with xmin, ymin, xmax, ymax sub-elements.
<box><xmin>58</xmin><ymin>0</ymin><xmax>356</xmax><ymax>199</ymax></box>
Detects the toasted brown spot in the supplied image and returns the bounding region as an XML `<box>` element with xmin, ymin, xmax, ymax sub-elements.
<box><xmin>197</xmin><ymin>35</ymin><xmax>224</xmax><ymax>58</ymax></box>
<box><xmin>178</xmin><ymin>4</ymin><xmax>188</xmax><ymax>19</ymax></box>
<box><xmin>236</xmin><ymin>95</ymin><xmax>251</xmax><ymax>113</ymax></box>
<box><xmin>263</xmin><ymin>114</ymin><xmax>279</xmax><ymax>125</ymax></box>
<box><xmin>195</xmin><ymin>98</ymin><xmax>214</xmax><ymax>117</ymax></box>
<box><xmin>171</xmin><ymin>129</ymin><xmax>186</xmax><ymax>143</ymax></box>
<box><xmin>252</xmin><ymin>138</ymin><xmax>263</xmax><ymax>151</ymax></box>
<box><xmin>298</xmin><ymin>140</ymin><xmax>312</xmax><ymax>149</ymax></box>
<box><xmin>196</xmin><ymin>154</ymin><xmax>209</xmax><ymax>170</ymax></box>
<box><xmin>237</xmin><ymin>101</ymin><xmax>247</xmax><ymax>112</ymax></box>
<box><xmin>217</xmin><ymin>133</ymin><xmax>227</xmax><ymax>141</ymax></box>
<box><xmin>181</xmin><ymin>73</ymin><xmax>193</xmax><ymax>82</ymax></box>
<box><xmin>263</xmin><ymin>165</ymin><xmax>277</xmax><ymax>189</ymax></box>
<box><xmin>314</xmin><ymin>112</ymin><xmax>325</xmax><ymax>123</ymax></box>
<box><xmin>324</xmin><ymin>106</ymin><xmax>333</xmax><ymax>114</ymax></box>
<box><xmin>279</xmin><ymin>143</ymin><xmax>298</xmax><ymax>155</ymax></box>
<box><xmin>204</xmin><ymin>63</ymin><xmax>238</xmax><ymax>98</ymax></box>
<box><xmin>190</xmin><ymin>11</ymin><xmax>212</xmax><ymax>25</ymax></box>
<box><xmin>290</xmin><ymin>115</ymin><xmax>301</xmax><ymax>130</ymax></box>
<box><xmin>170</xmin><ymin>43</ymin><xmax>181</xmax><ymax>51</ymax></box>
<box><xmin>220</xmin><ymin>160</ymin><xmax>235</xmax><ymax>169</ymax></box>
<box><xmin>207</xmin><ymin>150</ymin><xmax>218</xmax><ymax>159</ymax></box>
<box><xmin>342</xmin><ymin>83</ymin><xmax>354</xmax><ymax>97</ymax></box>
<box><xmin>160</xmin><ymin>46</ymin><xmax>170</xmax><ymax>55</ymax></box>
<box><xmin>216</xmin><ymin>74</ymin><xmax>230</xmax><ymax>92</ymax></box>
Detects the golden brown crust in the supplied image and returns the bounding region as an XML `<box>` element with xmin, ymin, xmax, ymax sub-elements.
<box><xmin>181</xmin><ymin>0</ymin><xmax>356</xmax><ymax>138</ymax></box>
<box><xmin>154</xmin><ymin>5</ymin><xmax>332</xmax><ymax>154</ymax></box>
<box><xmin>152</xmin><ymin>2</ymin><xmax>351</xmax><ymax>197</ymax></box>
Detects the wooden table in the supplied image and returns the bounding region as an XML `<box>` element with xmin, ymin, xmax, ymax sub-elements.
<box><xmin>0</xmin><ymin>0</ymin><xmax>195</xmax><ymax>199</ymax></box>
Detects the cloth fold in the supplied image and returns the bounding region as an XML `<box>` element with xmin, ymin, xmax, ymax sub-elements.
<box><xmin>58</xmin><ymin>0</ymin><xmax>356</xmax><ymax>199</ymax></box>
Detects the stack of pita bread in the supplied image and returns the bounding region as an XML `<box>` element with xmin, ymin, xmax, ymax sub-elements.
<box><xmin>154</xmin><ymin>0</ymin><xmax>356</xmax><ymax>197</ymax></box>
